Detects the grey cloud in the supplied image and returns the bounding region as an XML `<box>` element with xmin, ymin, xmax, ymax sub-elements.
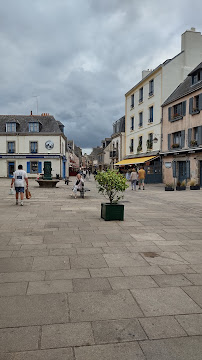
<box><xmin>1</xmin><ymin>0</ymin><xmax>202</xmax><ymax>148</ymax></box>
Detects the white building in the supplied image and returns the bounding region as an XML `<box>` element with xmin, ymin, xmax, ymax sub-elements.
<box><xmin>124</xmin><ymin>28</ymin><xmax>202</xmax><ymax>182</ymax></box>
<box><xmin>110</xmin><ymin>116</ymin><xmax>125</xmax><ymax>168</ymax></box>
<box><xmin>0</xmin><ymin>113</ymin><xmax>68</xmax><ymax>178</ymax></box>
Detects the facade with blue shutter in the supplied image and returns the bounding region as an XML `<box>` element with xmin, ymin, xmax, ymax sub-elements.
<box><xmin>0</xmin><ymin>113</ymin><xmax>68</xmax><ymax>178</ymax></box>
<box><xmin>161</xmin><ymin>62</ymin><xmax>202</xmax><ymax>186</ymax></box>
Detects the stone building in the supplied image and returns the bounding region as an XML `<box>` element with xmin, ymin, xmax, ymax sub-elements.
<box><xmin>0</xmin><ymin>113</ymin><xmax>67</xmax><ymax>178</ymax></box>
<box><xmin>161</xmin><ymin>62</ymin><xmax>202</xmax><ymax>185</ymax></box>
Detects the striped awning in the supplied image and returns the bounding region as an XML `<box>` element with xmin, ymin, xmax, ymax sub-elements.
<box><xmin>115</xmin><ymin>156</ymin><xmax>158</xmax><ymax>166</ymax></box>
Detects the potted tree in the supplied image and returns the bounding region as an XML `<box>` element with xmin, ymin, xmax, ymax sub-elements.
<box><xmin>95</xmin><ymin>169</ymin><xmax>128</xmax><ymax>221</ymax></box>
<box><xmin>176</xmin><ymin>180</ymin><xmax>186</xmax><ymax>191</ymax></box>
<box><xmin>165</xmin><ymin>183</ymin><xmax>174</xmax><ymax>191</ymax></box>
<box><xmin>189</xmin><ymin>179</ymin><xmax>200</xmax><ymax>190</ymax></box>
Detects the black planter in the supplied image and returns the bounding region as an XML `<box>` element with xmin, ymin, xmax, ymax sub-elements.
<box><xmin>176</xmin><ymin>186</ymin><xmax>186</xmax><ymax>191</ymax></box>
<box><xmin>190</xmin><ymin>185</ymin><xmax>200</xmax><ymax>190</ymax></box>
<box><xmin>165</xmin><ymin>187</ymin><xmax>174</xmax><ymax>191</ymax></box>
<box><xmin>101</xmin><ymin>203</ymin><xmax>124</xmax><ymax>221</ymax></box>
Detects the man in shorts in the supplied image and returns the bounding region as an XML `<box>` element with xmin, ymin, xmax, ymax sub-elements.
<box><xmin>11</xmin><ymin>165</ymin><xmax>28</xmax><ymax>206</ymax></box>
<box><xmin>138</xmin><ymin>166</ymin><xmax>146</xmax><ymax>190</ymax></box>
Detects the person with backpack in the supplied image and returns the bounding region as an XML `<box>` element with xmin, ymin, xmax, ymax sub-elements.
<box><xmin>11</xmin><ymin>165</ymin><xmax>28</xmax><ymax>206</ymax></box>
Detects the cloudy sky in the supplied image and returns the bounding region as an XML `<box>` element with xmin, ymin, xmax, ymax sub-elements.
<box><xmin>1</xmin><ymin>0</ymin><xmax>202</xmax><ymax>152</ymax></box>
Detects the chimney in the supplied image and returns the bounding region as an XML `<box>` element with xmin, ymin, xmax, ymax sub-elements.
<box><xmin>142</xmin><ymin>69</ymin><xmax>152</xmax><ymax>79</ymax></box>
<box><xmin>31</xmin><ymin>111</ymin><xmax>32</xmax><ymax>115</ymax></box>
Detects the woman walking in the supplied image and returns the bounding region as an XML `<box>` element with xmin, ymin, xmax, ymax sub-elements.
<box><xmin>130</xmin><ymin>168</ymin><xmax>137</xmax><ymax>190</ymax></box>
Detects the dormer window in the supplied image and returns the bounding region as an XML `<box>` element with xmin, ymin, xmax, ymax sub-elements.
<box><xmin>192</xmin><ymin>71</ymin><xmax>201</xmax><ymax>85</ymax></box>
<box><xmin>29</xmin><ymin>122</ymin><xmax>39</xmax><ymax>132</ymax></box>
<box><xmin>6</xmin><ymin>122</ymin><xmax>16</xmax><ymax>132</ymax></box>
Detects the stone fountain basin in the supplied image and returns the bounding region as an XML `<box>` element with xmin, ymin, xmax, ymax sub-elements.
<box><xmin>35</xmin><ymin>179</ymin><xmax>59</xmax><ymax>188</ymax></box>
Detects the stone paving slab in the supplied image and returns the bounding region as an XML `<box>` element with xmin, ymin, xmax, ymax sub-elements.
<box><xmin>175</xmin><ymin>314</ymin><xmax>202</xmax><ymax>335</ymax></box>
<box><xmin>0</xmin><ymin>271</ymin><xmax>45</xmax><ymax>283</ymax></box>
<box><xmin>0</xmin><ymin>348</ymin><xmax>74</xmax><ymax>360</ymax></box>
<box><xmin>27</xmin><ymin>280</ymin><xmax>73</xmax><ymax>294</ymax></box>
<box><xmin>140</xmin><ymin>336</ymin><xmax>202</xmax><ymax>360</ymax></box>
<box><xmin>131</xmin><ymin>287</ymin><xmax>202</xmax><ymax>316</ymax></box>
<box><xmin>0</xmin><ymin>326</ymin><xmax>40</xmax><ymax>353</ymax></box>
<box><xmin>0</xmin><ymin>294</ymin><xmax>69</xmax><ymax>327</ymax></box>
<box><xmin>41</xmin><ymin>323</ymin><xmax>94</xmax><ymax>348</ymax></box>
<box><xmin>92</xmin><ymin>318</ymin><xmax>147</xmax><ymax>343</ymax></box>
<box><xmin>139</xmin><ymin>316</ymin><xmax>187</xmax><ymax>339</ymax></box>
<box><xmin>74</xmin><ymin>342</ymin><xmax>146</xmax><ymax>360</ymax></box>
<box><xmin>0</xmin><ymin>282</ymin><xmax>28</xmax><ymax>296</ymax></box>
<box><xmin>69</xmin><ymin>290</ymin><xmax>143</xmax><ymax>321</ymax></box>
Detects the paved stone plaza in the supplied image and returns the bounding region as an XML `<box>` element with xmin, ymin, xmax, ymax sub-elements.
<box><xmin>1</xmin><ymin>177</ymin><xmax>202</xmax><ymax>359</ymax></box>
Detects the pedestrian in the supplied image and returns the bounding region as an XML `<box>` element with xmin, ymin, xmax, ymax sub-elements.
<box><xmin>88</xmin><ymin>169</ymin><xmax>91</xmax><ymax>178</ymax></box>
<box><xmin>11</xmin><ymin>164</ymin><xmax>28</xmax><ymax>206</ymax></box>
<box><xmin>126</xmin><ymin>170</ymin><xmax>130</xmax><ymax>181</ymax></box>
<box><xmin>130</xmin><ymin>168</ymin><xmax>138</xmax><ymax>190</ymax></box>
<box><xmin>138</xmin><ymin>166</ymin><xmax>146</xmax><ymax>190</ymax></box>
<box><xmin>83</xmin><ymin>169</ymin><xmax>86</xmax><ymax>179</ymax></box>
<box><xmin>72</xmin><ymin>173</ymin><xmax>84</xmax><ymax>199</ymax></box>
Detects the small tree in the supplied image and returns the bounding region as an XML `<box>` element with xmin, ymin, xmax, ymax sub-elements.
<box><xmin>95</xmin><ymin>169</ymin><xmax>128</xmax><ymax>204</ymax></box>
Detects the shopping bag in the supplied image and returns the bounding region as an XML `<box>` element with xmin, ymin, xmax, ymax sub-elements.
<box><xmin>9</xmin><ymin>188</ymin><xmax>14</xmax><ymax>195</ymax></box>
<box><xmin>25</xmin><ymin>188</ymin><xmax>31</xmax><ymax>199</ymax></box>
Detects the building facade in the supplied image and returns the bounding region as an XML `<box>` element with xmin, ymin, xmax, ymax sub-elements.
<box><xmin>161</xmin><ymin>62</ymin><xmax>202</xmax><ymax>185</ymax></box>
<box><xmin>110</xmin><ymin>116</ymin><xmax>125</xmax><ymax>168</ymax></box>
<box><xmin>124</xmin><ymin>28</ymin><xmax>202</xmax><ymax>182</ymax></box>
<box><xmin>0</xmin><ymin>114</ymin><xmax>67</xmax><ymax>178</ymax></box>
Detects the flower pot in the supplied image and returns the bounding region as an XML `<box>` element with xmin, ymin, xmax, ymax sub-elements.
<box><xmin>165</xmin><ymin>187</ymin><xmax>174</xmax><ymax>191</ymax></box>
<box><xmin>101</xmin><ymin>203</ymin><xmax>124</xmax><ymax>221</ymax></box>
<box><xmin>190</xmin><ymin>185</ymin><xmax>200</xmax><ymax>190</ymax></box>
<box><xmin>176</xmin><ymin>186</ymin><xmax>186</xmax><ymax>191</ymax></box>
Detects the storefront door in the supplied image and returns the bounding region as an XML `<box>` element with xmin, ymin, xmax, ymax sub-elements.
<box><xmin>8</xmin><ymin>162</ymin><xmax>15</xmax><ymax>178</ymax></box>
<box><xmin>178</xmin><ymin>161</ymin><xmax>186</xmax><ymax>182</ymax></box>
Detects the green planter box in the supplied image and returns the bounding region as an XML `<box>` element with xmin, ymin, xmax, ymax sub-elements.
<box><xmin>101</xmin><ymin>203</ymin><xmax>124</xmax><ymax>221</ymax></box>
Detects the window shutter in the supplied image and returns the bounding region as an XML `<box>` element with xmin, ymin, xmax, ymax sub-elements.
<box><xmin>189</xmin><ymin>97</ymin><xmax>193</xmax><ymax>114</ymax></box>
<box><xmin>168</xmin><ymin>134</ymin><xmax>171</xmax><ymax>150</ymax></box>
<box><xmin>198</xmin><ymin>126</ymin><xmax>202</xmax><ymax>145</ymax></box>
<box><xmin>199</xmin><ymin>94</ymin><xmax>202</xmax><ymax>111</ymax></box>
<box><xmin>182</xmin><ymin>101</ymin><xmax>186</xmax><ymax>116</ymax></box>
<box><xmin>168</xmin><ymin>107</ymin><xmax>172</xmax><ymax>121</ymax></box>
<box><xmin>172</xmin><ymin>161</ymin><xmax>176</xmax><ymax>178</ymax></box>
<box><xmin>38</xmin><ymin>162</ymin><xmax>42</xmax><ymax>173</ymax></box>
<box><xmin>27</xmin><ymin>162</ymin><xmax>30</xmax><ymax>173</ymax></box>
<box><xmin>188</xmin><ymin>128</ymin><xmax>192</xmax><ymax>147</ymax></box>
<box><xmin>186</xmin><ymin>160</ymin><xmax>190</xmax><ymax>179</ymax></box>
<box><xmin>181</xmin><ymin>130</ymin><xmax>185</xmax><ymax>148</ymax></box>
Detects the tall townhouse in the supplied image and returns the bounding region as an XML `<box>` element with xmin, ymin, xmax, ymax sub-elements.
<box><xmin>0</xmin><ymin>113</ymin><xmax>67</xmax><ymax>178</ymax></box>
<box><xmin>110</xmin><ymin>116</ymin><xmax>125</xmax><ymax>168</ymax></box>
<box><xmin>124</xmin><ymin>28</ymin><xmax>202</xmax><ymax>183</ymax></box>
<box><xmin>161</xmin><ymin>62</ymin><xmax>202</xmax><ymax>185</ymax></box>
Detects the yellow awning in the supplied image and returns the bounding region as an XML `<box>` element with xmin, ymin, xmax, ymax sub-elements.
<box><xmin>115</xmin><ymin>156</ymin><xmax>157</xmax><ymax>166</ymax></box>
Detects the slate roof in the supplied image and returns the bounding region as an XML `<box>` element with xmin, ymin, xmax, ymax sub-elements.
<box><xmin>0</xmin><ymin>115</ymin><xmax>64</xmax><ymax>134</ymax></box>
<box><xmin>162</xmin><ymin>62</ymin><xmax>202</xmax><ymax>107</ymax></box>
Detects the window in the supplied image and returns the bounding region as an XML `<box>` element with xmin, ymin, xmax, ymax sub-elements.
<box><xmin>30</xmin><ymin>161</ymin><xmax>38</xmax><ymax>173</ymax></box>
<box><xmin>192</xmin><ymin>71</ymin><xmax>200</xmax><ymax>85</ymax></box>
<box><xmin>130</xmin><ymin>138</ymin><xmax>134</xmax><ymax>153</ymax></box>
<box><xmin>149</xmin><ymin>106</ymin><xmax>153</xmax><ymax>123</ymax></box>
<box><xmin>173</xmin><ymin>131</ymin><xmax>182</xmax><ymax>148</ymax></box>
<box><xmin>30</xmin><ymin>142</ymin><xmax>38</xmax><ymax>153</ymax></box>
<box><xmin>7</xmin><ymin>142</ymin><xmax>15</xmax><ymax>153</ymax></box>
<box><xmin>147</xmin><ymin>133</ymin><xmax>153</xmax><ymax>149</ymax></box>
<box><xmin>149</xmin><ymin>79</ymin><xmax>154</xmax><ymax>96</ymax></box>
<box><xmin>168</xmin><ymin>101</ymin><xmax>186</xmax><ymax>121</ymax></box>
<box><xmin>6</xmin><ymin>122</ymin><xmax>16</xmax><ymax>132</ymax></box>
<box><xmin>131</xmin><ymin>94</ymin><xmax>134</xmax><ymax>108</ymax></box>
<box><xmin>29</xmin><ymin>122</ymin><xmax>39</xmax><ymax>132</ymax></box>
<box><xmin>131</xmin><ymin>117</ymin><xmax>134</xmax><ymax>130</ymax></box>
<box><xmin>194</xmin><ymin>95</ymin><xmax>199</xmax><ymax>111</ymax></box>
<box><xmin>139</xmin><ymin>87</ymin><xmax>143</xmax><ymax>103</ymax></box>
<box><xmin>137</xmin><ymin>136</ymin><xmax>142</xmax><ymax>152</ymax></box>
<box><xmin>194</xmin><ymin>127</ymin><xmax>199</xmax><ymax>142</ymax></box>
<box><xmin>139</xmin><ymin>112</ymin><xmax>143</xmax><ymax>127</ymax></box>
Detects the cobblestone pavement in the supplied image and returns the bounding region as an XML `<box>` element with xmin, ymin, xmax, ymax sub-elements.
<box><xmin>1</xmin><ymin>177</ymin><xmax>202</xmax><ymax>359</ymax></box>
